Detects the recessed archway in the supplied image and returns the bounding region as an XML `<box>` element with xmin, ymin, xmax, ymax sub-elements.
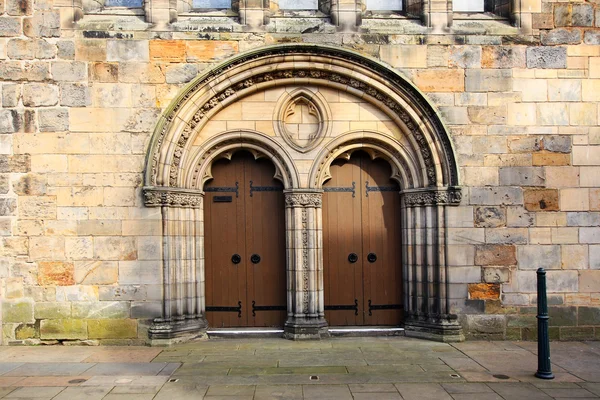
<box><xmin>143</xmin><ymin>44</ymin><xmax>463</xmax><ymax>342</ymax></box>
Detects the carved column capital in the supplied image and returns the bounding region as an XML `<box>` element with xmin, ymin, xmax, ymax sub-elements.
<box><xmin>402</xmin><ymin>187</ymin><xmax>462</xmax><ymax>207</ymax></box>
<box><xmin>143</xmin><ymin>186</ymin><xmax>204</xmax><ymax>208</ymax></box>
<box><xmin>284</xmin><ymin>190</ymin><xmax>323</xmax><ymax>208</ymax></box>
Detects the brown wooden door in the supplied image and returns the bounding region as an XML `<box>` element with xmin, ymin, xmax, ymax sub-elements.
<box><xmin>204</xmin><ymin>152</ymin><xmax>286</xmax><ymax>328</ymax></box>
<box><xmin>323</xmin><ymin>152</ymin><xmax>403</xmax><ymax>326</ymax></box>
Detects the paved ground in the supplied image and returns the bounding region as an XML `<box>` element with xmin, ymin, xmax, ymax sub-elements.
<box><xmin>1</xmin><ymin>337</ymin><xmax>600</xmax><ymax>399</ymax></box>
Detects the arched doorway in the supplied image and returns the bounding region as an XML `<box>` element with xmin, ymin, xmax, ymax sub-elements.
<box><xmin>323</xmin><ymin>152</ymin><xmax>402</xmax><ymax>326</ymax></box>
<box><xmin>204</xmin><ymin>151</ymin><xmax>287</xmax><ymax>328</ymax></box>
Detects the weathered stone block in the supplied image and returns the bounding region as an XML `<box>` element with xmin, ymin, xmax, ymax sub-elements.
<box><xmin>475</xmin><ymin>206</ymin><xmax>505</xmax><ymax>228</ymax></box>
<box><xmin>538</xmin><ymin>103</ymin><xmax>569</xmax><ymax>126</ymax></box>
<box><xmin>526</xmin><ymin>47</ymin><xmax>567</xmax><ymax>69</ymax></box>
<box><xmin>2</xmin><ymin>84</ymin><xmax>21</xmax><ymax>107</ymax></box>
<box><xmin>13</xmin><ymin>174</ymin><xmax>47</xmax><ymax>196</ymax></box>
<box><xmin>72</xmin><ymin>301</ymin><xmax>129</xmax><ymax>319</ymax></box>
<box><xmin>0</xmin><ymin>109</ymin><xmax>22</xmax><ymax>133</ymax></box>
<box><xmin>560</xmin><ymin>327</ymin><xmax>595</xmax><ymax>340</ymax></box>
<box><xmin>518</xmin><ymin>245</ymin><xmax>561</xmax><ymax>270</ymax></box>
<box><xmin>483</xmin><ymin>267</ymin><xmax>510</xmax><ymax>283</ymax></box>
<box><xmin>475</xmin><ymin>244</ymin><xmax>517</xmax><ymax>266</ymax></box>
<box><xmin>74</xmin><ymin>261</ymin><xmax>118</xmax><ymax>284</ymax></box>
<box><xmin>93</xmin><ymin>237</ymin><xmax>136</xmax><ymax>260</ymax></box>
<box><xmin>567</xmin><ymin>212</ymin><xmax>600</xmax><ymax>227</ymax></box>
<box><xmin>18</xmin><ymin>196</ymin><xmax>55</xmax><ymax>220</ymax></box>
<box><xmin>165</xmin><ymin>63</ymin><xmax>198</xmax><ymax>84</ymax></box>
<box><xmin>185</xmin><ymin>40</ymin><xmax>238</xmax><ymax>62</ymax></box>
<box><xmin>561</xmin><ymin>245</ymin><xmax>588</xmax><ymax>270</ymax></box>
<box><xmin>465</xmin><ymin>69</ymin><xmax>512</xmax><ymax>92</ymax></box>
<box><xmin>89</xmin><ymin>62</ymin><xmax>118</xmax><ymax>82</ymax></box>
<box><xmin>59</xmin><ymin>83</ymin><xmax>90</xmax><ymax>107</ymax></box>
<box><xmin>578</xmin><ymin>307</ymin><xmax>600</xmax><ymax>325</ymax></box>
<box><xmin>532</xmin><ymin>152</ymin><xmax>570</xmax><ymax>167</ymax></box>
<box><xmin>532</xmin><ymin>14</ymin><xmax>554</xmax><ymax>30</ymax></box>
<box><xmin>465</xmin><ymin>314</ymin><xmax>505</xmax><ymax>335</ymax></box>
<box><xmin>470</xmin><ymin>187</ymin><xmax>523</xmax><ymax>206</ymax></box>
<box><xmin>98</xmin><ymin>285</ymin><xmax>146</xmax><ymax>301</ymax></box>
<box><xmin>0</xmin><ymin>17</ymin><xmax>22</xmax><ymax>37</ymax></box>
<box><xmin>0</xmin><ymin>198</ymin><xmax>17</xmax><ymax>216</ymax></box>
<box><xmin>7</xmin><ymin>38</ymin><xmax>56</xmax><ymax>59</ymax></box>
<box><xmin>23</xmin><ymin>11</ymin><xmax>60</xmax><ymax>37</ymax></box>
<box><xmin>499</xmin><ymin>167</ymin><xmax>545</xmax><ymax>187</ymax></box>
<box><xmin>524</xmin><ymin>189</ymin><xmax>559</xmax><ymax>211</ymax></box>
<box><xmin>34</xmin><ymin>302</ymin><xmax>71</xmax><ymax>319</ymax></box>
<box><xmin>57</xmin><ymin>40</ymin><xmax>75</xmax><ymax>59</ymax></box>
<box><xmin>40</xmin><ymin>319</ymin><xmax>87</xmax><ymax>340</ymax></box>
<box><xmin>579</xmin><ymin>270</ymin><xmax>600</xmax><ymax>292</ymax></box>
<box><xmin>506</xmin><ymin>314</ymin><xmax>536</xmax><ymax>328</ymax></box>
<box><xmin>119</xmin><ymin>261</ymin><xmax>161</xmax><ymax>285</ymax></box>
<box><xmin>548</xmin><ymin>306</ymin><xmax>577</xmax><ymax>326</ymax></box>
<box><xmin>547</xmin><ymin>79</ymin><xmax>581</xmax><ymax>102</ymax></box>
<box><xmin>486</xmin><ymin>228</ymin><xmax>528</xmax><ymax>244</ymax></box>
<box><xmin>2</xmin><ymin>299</ymin><xmax>34</xmax><ymax>323</ymax></box>
<box><xmin>87</xmin><ymin>319</ymin><xmax>137</xmax><ymax>339</ymax></box>
<box><xmin>543</xmin><ymin>136</ymin><xmax>571</xmax><ymax>153</ymax></box>
<box><xmin>481</xmin><ymin>46</ymin><xmax>526</xmax><ymax>69</ymax></box>
<box><xmin>130</xmin><ymin>301</ymin><xmax>161</xmax><ymax>319</ymax></box>
<box><xmin>412</xmin><ymin>70</ymin><xmax>465</xmax><ymax>92</ymax></box>
<box><xmin>591</xmin><ymin>245</ymin><xmax>600</xmax><ymax>269</ymax></box>
<box><xmin>51</xmin><ymin>61</ymin><xmax>86</xmax><ymax>81</ymax></box>
<box><xmin>15</xmin><ymin>323</ymin><xmax>39</xmax><ymax>340</ymax></box>
<box><xmin>517</xmin><ymin>270</ymin><xmax>578</xmax><ymax>292</ymax></box>
<box><xmin>38</xmin><ymin>108</ymin><xmax>68</xmax><ymax>132</ymax></box>
<box><xmin>38</xmin><ymin>261</ymin><xmax>74</xmax><ymax>286</ymax></box>
<box><xmin>585</xmin><ymin>31</ymin><xmax>600</xmax><ymax>45</ymax></box>
<box><xmin>449</xmin><ymin>266</ymin><xmax>481</xmax><ymax>283</ymax></box>
<box><xmin>467</xmin><ymin>106</ymin><xmax>506</xmax><ymax>125</ymax></box>
<box><xmin>107</xmin><ymin>40</ymin><xmax>149</xmax><ymax>62</ymax></box>
<box><xmin>449</xmin><ymin>46</ymin><xmax>481</xmax><ymax>68</ymax></box>
<box><xmin>149</xmin><ymin>40</ymin><xmax>185</xmax><ymax>62</ymax></box>
<box><xmin>22</xmin><ymin>83</ymin><xmax>58</xmax><ymax>106</ymax></box>
<box><xmin>541</xmin><ymin>28</ymin><xmax>581</xmax><ymax>45</ymax></box>
<box><xmin>468</xmin><ymin>283</ymin><xmax>500</xmax><ymax>300</ymax></box>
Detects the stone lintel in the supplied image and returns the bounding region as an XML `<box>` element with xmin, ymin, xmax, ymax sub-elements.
<box><xmin>403</xmin><ymin>186</ymin><xmax>462</xmax><ymax>207</ymax></box>
<box><xmin>284</xmin><ymin>189</ymin><xmax>323</xmax><ymax>208</ymax></box>
<box><xmin>143</xmin><ymin>186</ymin><xmax>204</xmax><ymax>208</ymax></box>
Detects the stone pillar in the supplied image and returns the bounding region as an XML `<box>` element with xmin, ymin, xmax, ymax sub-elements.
<box><xmin>143</xmin><ymin>187</ymin><xmax>208</xmax><ymax>344</ymax></box>
<box><xmin>283</xmin><ymin>190</ymin><xmax>329</xmax><ymax>339</ymax></box>
<box><xmin>239</xmin><ymin>0</ymin><xmax>268</xmax><ymax>29</ymax></box>
<box><xmin>330</xmin><ymin>0</ymin><xmax>360</xmax><ymax>32</ymax></box>
<box><xmin>401</xmin><ymin>187</ymin><xmax>464</xmax><ymax>342</ymax></box>
<box><xmin>145</xmin><ymin>0</ymin><xmax>177</xmax><ymax>28</ymax></box>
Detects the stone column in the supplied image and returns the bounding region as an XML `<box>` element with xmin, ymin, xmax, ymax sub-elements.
<box><xmin>283</xmin><ymin>190</ymin><xmax>329</xmax><ymax>339</ymax></box>
<box><xmin>330</xmin><ymin>0</ymin><xmax>360</xmax><ymax>32</ymax></box>
<box><xmin>401</xmin><ymin>187</ymin><xmax>464</xmax><ymax>342</ymax></box>
<box><xmin>143</xmin><ymin>187</ymin><xmax>208</xmax><ymax>344</ymax></box>
<box><xmin>145</xmin><ymin>0</ymin><xmax>177</xmax><ymax>28</ymax></box>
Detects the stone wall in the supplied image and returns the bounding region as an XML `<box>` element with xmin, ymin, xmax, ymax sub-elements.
<box><xmin>1</xmin><ymin>0</ymin><xmax>600</xmax><ymax>344</ymax></box>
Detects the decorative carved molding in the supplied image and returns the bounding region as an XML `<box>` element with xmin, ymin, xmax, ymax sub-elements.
<box><xmin>301</xmin><ymin>208</ymin><xmax>309</xmax><ymax>314</ymax></box>
<box><xmin>285</xmin><ymin>193</ymin><xmax>323</xmax><ymax>208</ymax></box>
<box><xmin>144</xmin><ymin>187</ymin><xmax>204</xmax><ymax>208</ymax></box>
<box><xmin>149</xmin><ymin>45</ymin><xmax>459</xmax><ymax>190</ymax></box>
<box><xmin>403</xmin><ymin>187</ymin><xmax>462</xmax><ymax>207</ymax></box>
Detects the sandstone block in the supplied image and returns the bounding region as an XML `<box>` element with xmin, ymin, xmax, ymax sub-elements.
<box><xmin>465</xmin><ymin>69</ymin><xmax>512</xmax><ymax>92</ymax></box>
<box><xmin>2</xmin><ymin>299</ymin><xmax>34</xmax><ymax>323</ymax></box>
<box><xmin>486</xmin><ymin>228</ymin><xmax>528</xmax><ymax>244</ymax></box>
<box><xmin>18</xmin><ymin>196</ymin><xmax>56</xmax><ymax>220</ymax></box>
<box><xmin>561</xmin><ymin>245</ymin><xmax>588</xmax><ymax>270</ymax></box>
<box><xmin>40</xmin><ymin>319</ymin><xmax>87</xmax><ymax>340</ymax></box>
<box><xmin>65</xmin><ymin>237</ymin><xmax>93</xmax><ymax>260</ymax></box>
<box><xmin>119</xmin><ymin>261</ymin><xmax>161</xmax><ymax>285</ymax></box>
<box><xmin>447</xmin><ymin>245</ymin><xmax>476</xmax><ymax>266</ymax></box>
<box><xmin>537</xmin><ymin>103</ymin><xmax>569</xmax><ymax>126</ymax></box>
<box><xmin>448</xmin><ymin>46</ymin><xmax>481</xmax><ymax>68</ymax></box>
<box><xmin>34</xmin><ymin>302</ymin><xmax>71</xmax><ymax>319</ymax></box>
<box><xmin>0</xmin><ymin>17</ymin><xmax>22</xmax><ymax>37</ymax></box>
<box><xmin>532</xmin><ymin>152</ymin><xmax>570</xmax><ymax>167</ymax></box>
<box><xmin>517</xmin><ymin>270</ymin><xmax>578</xmax><ymax>292</ymax></box>
<box><xmin>567</xmin><ymin>212</ymin><xmax>600</xmax><ymax>227</ymax></box>
<box><xmin>14</xmin><ymin>174</ymin><xmax>47</xmax><ymax>196</ymax></box>
<box><xmin>2</xmin><ymin>84</ymin><xmax>21</xmax><ymax>107</ymax></box>
<box><xmin>185</xmin><ymin>40</ymin><xmax>238</xmax><ymax>62</ymax></box>
<box><xmin>581</xmin><ymin>227</ymin><xmax>600</xmax><ymax>244</ymax></box>
<box><xmin>22</xmin><ymin>83</ymin><xmax>59</xmax><ymax>106</ymax></box>
<box><xmin>499</xmin><ymin>167</ymin><xmax>545</xmax><ymax>187</ymax></box>
<box><xmin>483</xmin><ymin>267</ymin><xmax>510</xmax><ymax>283</ymax></box>
<box><xmin>23</xmin><ymin>11</ymin><xmax>60</xmax><ymax>37</ymax></box>
<box><xmin>57</xmin><ymin>40</ymin><xmax>75</xmax><ymax>59</ymax></box>
<box><xmin>0</xmin><ymin>198</ymin><xmax>17</xmax><ymax>216</ymax></box>
<box><xmin>548</xmin><ymin>306</ymin><xmax>577</xmax><ymax>326</ymax></box>
<box><xmin>165</xmin><ymin>63</ymin><xmax>198</xmax><ymax>84</ymax></box>
<box><xmin>76</xmin><ymin>220</ymin><xmax>121</xmax><ymax>236</ymax></box>
<box><xmin>475</xmin><ymin>244</ymin><xmax>517</xmax><ymax>266</ymax></box>
<box><xmin>481</xmin><ymin>46</ymin><xmax>526</xmax><ymax>69</ymax></box>
<box><xmin>468</xmin><ymin>283</ymin><xmax>500</xmax><ymax>300</ymax></box>
<box><xmin>7</xmin><ymin>38</ymin><xmax>56</xmax><ymax>59</ymax></box>
<box><xmin>118</xmin><ymin>62</ymin><xmax>164</xmax><ymax>84</ymax></box>
<box><xmin>526</xmin><ymin>47</ymin><xmax>567</xmax><ymax>69</ymax></box>
<box><xmin>561</xmin><ymin>188</ymin><xmax>590</xmax><ymax>211</ymax></box>
<box><xmin>130</xmin><ymin>302</ymin><xmax>161</xmax><ymax>319</ymax></box>
<box><xmin>449</xmin><ymin>266</ymin><xmax>481</xmax><ymax>283</ymax></box>
<box><xmin>555</xmin><ymin>3</ymin><xmax>593</xmax><ymax>27</ymax></box>
<box><xmin>412</xmin><ymin>69</ymin><xmax>465</xmax><ymax>92</ymax></box>
<box><xmin>532</xmin><ymin>14</ymin><xmax>554</xmax><ymax>30</ymax></box>
<box><xmin>0</xmin><ymin>155</ymin><xmax>27</xmax><ymax>174</ymax></box>
<box><xmin>15</xmin><ymin>324</ymin><xmax>39</xmax><ymax>340</ymax></box>
<box><xmin>578</xmin><ymin>307</ymin><xmax>600</xmax><ymax>326</ymax></box>
<box><xmin>72</xmin><ymin>301</ymin><xmax>129</xmax><ymax>319</ymax></box>
<box><xmin>93</xmin><ymin>236</ymin><xmax>136</xmax><ymax>261</ymax></box>
<box><xmin>107</xmin><ymin>40</ymin><xmax>149</xmax><ymax>62</ymax></box>
<box><xmin>507</xmin><ymin>207</ymin><xmax>534</xmax><ymax>227</ymax></box>
<box><xmin>149</xmin><ymin>40</ymin><xmax>185</xmax><ymax>62</ymax></box>
<box><xmin>541</xmin><ymin>29</ymin><xmax>581</xmax><ymax>45</ymax></box>
<box><xmin>518</xmin><ymin>245</ymin><xmax>561</xmax><ymax>270</ymax></box>
<box><xmin>0</xmin><ymin>109</ymin><xmax>22</xmax><ymax>133</ymax></box>
<box><xmin>524</xmin><ymin>189</ymin><xmax>559</xmax><ymax>211</ymax></box>
<box><xmin>38</xmin><ymin>261</ymin><xmax>74</xmax><ymax>286</ymax></box>
<box><xmin>585</xmin><ymin>31</ymin><xmax>600</xmax><ymax>45</ymax></box>
<box><xmin>51</xmin><ymin>61</ymin><xmax>86</xmax><ymax>81</ymax></box>
<box><xmin>38</xmin><ymin>108</ymin><xmax>68</xmax><ymax>132</ymax></box>
<box><xmin>89</xmin><ymin>62</ymin><xmax>118</xmax><ymax>82</ymax></box>
<box><xmin>570</xmin><ymin>103</ymin><xmax>597</xmax><ymax>126</ymax></box>
<box><xmin>475</xmin><ymin>206</ymin><xmax>506</xmax><ymax>228</ymax></box>
<box><xmin>74</xmin><ymin>260</ymin><xmax>118</xmax><ymax>285</ymax></box>
<box><xmin>547</xmin><ymin>79</ymin><xmax>581</xmax><ymax>102</ymax></box>
<box><xmin>55</xmin><ymin>285</ymin><xmax>98</xmax><ymax>302</ymax></box>
<box><xmin>543</xmin><ymin>136</ymin><xmax>571</xmax><ymax>153</ymax></box>
<box><xmin>467</xmin><ymin>106</ymin><xmax>506</xmax><ymax>125</ymax></box>
<box><xmin>98</xmin><ymin>285</ymin><xmax>146</xmax><ymax>301</ymax></box>
<box><xmin>59</xmin><ymin>83</ymin><xmax>90</xmax><ymax>107</ymax></box>
<box><xmin>579</xmin><ymin>270</ymin><xmax>600</xmax><ymax>292</ymax></box>
<box><xmin>470</xmin><ymin>187</ymin><xmax>523</xmax><ymax>206</ymax></box>
<box><xmin>591</xmin><ymin>245</ymin><xmax>600</xmax><ymax>269</ymax></box>
<box><xmin>465</xmin><ymin>314</ymin><xmax>505</xmax><ymax>335</ymax></box>
<box><xmin>87</xmin><ymin>319</ymin><xmax>137</xmax><ymax>339</ymax></box>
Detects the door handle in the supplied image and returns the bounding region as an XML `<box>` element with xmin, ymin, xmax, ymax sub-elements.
<box><xmin>250</xmin><ymin>254</ymin><xmax>261</xmax><ymax>264</ymax></box>
<box><xmin>367</xmin><ymin>253</ymin><xmax>377</xmax><ymax>263</ymax></box>
<box><xmin>231</xmin><ymin>254</ymin><xmax>241</xmax><ymax>264</ymax></box>
<box><xmin>348</xmin><ymin>253</ymin><xmax>358</xmax><ymax>263</ymax></box>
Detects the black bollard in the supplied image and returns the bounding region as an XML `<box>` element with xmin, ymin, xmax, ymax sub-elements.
<box><xmin>535</xmin><ymin>268</ymin><xmax>554</xmax><ymax>379</ymax></box>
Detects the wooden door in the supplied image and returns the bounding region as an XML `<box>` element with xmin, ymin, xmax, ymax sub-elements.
<box><xmin>204</xmin><ymin>152</ymin><xmax>286</xmax><ymax>328</ymax></box>
<box><xmin>323</xmin><ymin>152</ymin><xmax>403</xmax><ymax>326</ymax></box>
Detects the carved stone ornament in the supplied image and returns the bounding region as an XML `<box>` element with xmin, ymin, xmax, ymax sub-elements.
<box><xmin>275</xmin><ymin>89</ymin><xmax>331</xmax><ymax>154</ymax></box>
<box><xmin>144</xmin><ymin>187</ymin><xmax>204</xmax><ymax>208</ymax></box>
<box><xmin>403</xmin><ymin>187</ymin><xmax>462</xmax><ymax>207</ymax></box>
<box><xmin>285</xmin><ymin>193</ymin><xmax>323</xmax><ymax>208</ymax></box>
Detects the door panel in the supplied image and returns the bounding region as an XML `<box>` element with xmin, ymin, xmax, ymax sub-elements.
<box><xmin>323</xmin><ymin>152</ymin><xmax>402</xmax><ymax>326</ymax></box>
<box><xmin>204</xmin><ymin>152</ymin><xmax>286</xmax><ymax>328</ymax></box>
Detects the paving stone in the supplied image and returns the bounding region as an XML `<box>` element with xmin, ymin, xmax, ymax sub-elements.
<box><xmin>153</xmin><ymin>381</ymin><xmax>208</xmax><ymax>400</ymax></box>
<box><xmin>303</xmin><ymin>384</ymin><xmax>352</xmax><ymax>399</ymax></box>
<box><xmin>352</xmin><ymin>393</ymin><xmax>403</xmax><ymax>400</ymax></box>
<box><xmin>4</xmin><ymin>386</ymin><xmax>65</xmax><ymax>398</ymax></box>
<box><xmin>487</xmin><ymin>382</ymin><xmax>554</xmax><ymax>399</ymax></box>
<box><xmin>52</xmin><ymin>386</ymin><xmax>112</xmax><ymax>400</ymax></box>
<box><xmin>4</xmin><ymin>362</ymin><xmax>92</xmax><ymax>376</ymax></box>
<box><xmin>395</xmin><ymin>383</ymin><xmax>453</xmax><ymax>400</ymax></box>
<box><xmin>82</xmin><ymin>362</ymin><xmax>167</xmax><ymax>376</ymax></box>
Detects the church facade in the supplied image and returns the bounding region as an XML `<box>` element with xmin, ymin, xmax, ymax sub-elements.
<box><xmin>1</xmin><ymin>0</ymin><xmax>599</xmax><ymax>345</ymax></box>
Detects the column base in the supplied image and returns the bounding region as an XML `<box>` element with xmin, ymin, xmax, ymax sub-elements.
<box><xmin>284</xmin><ymin>317</ymin><xmax>329</xmax><ymax>340</ymax></box>
<box><xmin>148</xmin><ymin>316</ymin><xmax>208</xmax><ymax>346</ymax></box>
<box><xmin>404</xmin><ymin>316</ymin><xmax>464</xmax><ymax>343</ymax></box>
